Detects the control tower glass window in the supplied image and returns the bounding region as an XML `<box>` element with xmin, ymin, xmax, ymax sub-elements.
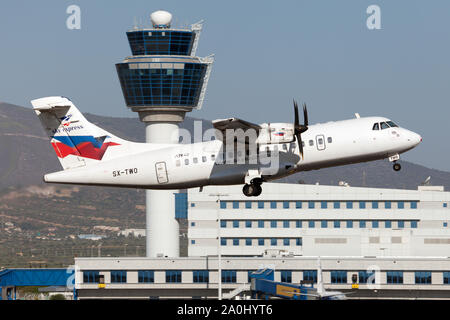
<box><xmin>127</xmin><ymin>31</ymin><xmax>196</xmax><ymax>56</ymax></box>
<box><xmin>117</xmin><ymin>62</ymin><xmax>207</xmax><ymax>107</ymax></box>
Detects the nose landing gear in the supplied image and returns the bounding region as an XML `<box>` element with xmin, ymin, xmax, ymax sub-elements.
<box><xmin>393</xmin><ymin>162</ymin><xmax>401</xmax><ymax>171</ymax></box>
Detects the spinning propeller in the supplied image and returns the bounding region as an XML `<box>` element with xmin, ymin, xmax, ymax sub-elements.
<box><xmin>293</xmin><ymin>99</ymin><xmax>309</xmax><ymax>160</ymax></box>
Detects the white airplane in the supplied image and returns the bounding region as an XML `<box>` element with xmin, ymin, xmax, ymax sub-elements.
<box><xmin>32</xmin><ymin>96</ymin><xmax>422</xmax><ymax>197</ymax></box>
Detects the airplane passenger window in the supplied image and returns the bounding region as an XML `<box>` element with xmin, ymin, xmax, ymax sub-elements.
<box><xmin>380</xmin><ymin>122</ymin><xmax>389</xmax><ymax>130</ymax></box>
<box><xmin>327</xmin><ymin>137</ymin><xmax>332</xmax><ymax>143</ymax></box>
<box><xmin>202</xmin><ymin>156</ymin><xmax>207</xmax><ymax>162</ymax></box>
<box><xmin>386</xmin><ymin>121</ymin><xmax>398</xmax><ymax>128</ymax></box>
<box><xmin>372</xmin><ymin>123</ymin><xmax>379</xmax><ymax>130</ymax></box>
<box><xmin>211</xmin><ymin>154</ymin><xmax>216</xmax><ymax>161</ymax></box>
<box><xmin>176</xmin><ymin>160</ymin><xmax>181</xmax><ymax>167</ymax></box>
<box><xmin>302</xmin><ymin>141</ymin><xmax>305</xmax><ymax>147</ymax></box>
<box><xmin>282</xmin><ymin>144</ymin><xmax>287</xmax><ymax>151</ymax></box>
<box><xmin>193</xmin><ymin>157</ymin><xmax>198</xmax><ymax>164</ymax></box>
<box><xmin>318</xmin><ymin>138</ymin><xmax>323</xmax><ymax>144</ymax></box>
<box><xmin>309</xmin><ymin>140</ymin><xmax>314</xmax><ymax>146</ymax></box>
<box><xmin>184</xmin><ymin>159</ymin><xmax>189</xmax><ymax>165</ymax></box>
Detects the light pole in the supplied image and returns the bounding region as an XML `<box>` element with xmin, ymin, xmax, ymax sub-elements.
<box><xmin>209</xmin><ymin>193</ymin><xmax>229</xmax><ymax>300</ymax></box>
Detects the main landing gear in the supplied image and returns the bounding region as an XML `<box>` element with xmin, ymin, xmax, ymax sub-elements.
<box><xmin>243</xmin><ymin>179</ymin><xmax>263</xmax><ymax>197</ymax></box>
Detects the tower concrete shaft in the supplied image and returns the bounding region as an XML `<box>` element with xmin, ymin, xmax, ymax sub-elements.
<box><xmin>145</xmin><ymin>121</ymin><xmax>180</xmax><ymax>258</ymax></box>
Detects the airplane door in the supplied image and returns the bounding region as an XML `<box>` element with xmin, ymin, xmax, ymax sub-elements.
<box><xmin>155</xmin><ymin>162</ymin><xmax>169</xmax><ymax>184</ymax></box>
<box><xmin>316</xmin><ymin>135</ymin><xmax>326</xmax><ymax>151</ymax></box>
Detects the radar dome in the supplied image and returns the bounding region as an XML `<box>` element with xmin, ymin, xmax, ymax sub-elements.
<box><xmin>151</xmin><ymin>10</ymin><xmax>172</xmax><ymax>28</ymax></box>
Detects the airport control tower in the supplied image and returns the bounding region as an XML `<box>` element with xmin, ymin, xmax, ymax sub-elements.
<box><xmin>116</xmin><ymin>10</ymin><xmax>214</xmax><ymax>257</ymax></box>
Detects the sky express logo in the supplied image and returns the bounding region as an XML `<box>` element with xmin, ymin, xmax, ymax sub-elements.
<box><xmin>51</xmin><ymin>135</ymin><xmax>120</xmax><ymax>160</ymax></box>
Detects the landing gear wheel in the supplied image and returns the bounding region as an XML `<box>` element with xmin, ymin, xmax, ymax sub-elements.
<box><xmin>393</xmin><ymin>163</ymin><xmax>401</xmax><ymax>172</ymax></box>
<box><xmin>243</xmin><ymin>183</ymin><xmax>263</xmax><ymax>197</ymax></box>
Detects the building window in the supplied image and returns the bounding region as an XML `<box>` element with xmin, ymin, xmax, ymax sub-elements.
<box><xmin>303</xmin><ymin>270</ymin><xmax>317</xmax><ymax>283</ymax></box>
<box><xmin>271</xmin><ymin>238</ymin><xmax>277</xmax><ymax>246</ymax></box>
<box><xmin>398</xmin><ymin>221</ymin><xmax>405</xmax><ymax>228</ymax></box>
<box><xmin>83</xmin><ymin>271</ymin><xmax>100</xmax><ymax>283</ymax></box>
<box><xmin>346</xmin><ymin>202</ymin><xmax>353</xmax><ymax>209</ymax></box>
<box><xmin>444</xmin><ymin>203</ymin><xmax>448</xmax><ymax>208</ymax></box>
<box><xmin>221</xmin><ymin>238</ymin><xmax>227</xmax><ymax>246</ymax></box>
<box><xmin>283</xmin><ymin>201</ymin><xmax>290</xmax><ymax>209</ymax></box>
<box><xmin>245</xmin><ymin>220</ymin><xmax>252</xmax><ymax>228</ymax></box>
<box><xmin>296</xmin><ymin>221</ymin><xmax>302</xmax><ymax>228</ymax></box>
<box><xmin>138</xmin><ymin>271</ymin><xmax>154</xmax><ymax>283</ymax></box>
<box><xmin>358</xmin><ymin>271</ymin><xmax>374</xmax><ymax>284</ymax></box>
<box><xmin>296</xmin><ymin>238</ymin><xmax>302</xmax><ymax>246</ymax></box>
<box><xmin>296</xmin><ymin>201</ymin><xmax>302</xmax><ymax>209</ymax></box>
<box><xmin>283</xmin><ymin>221</ymin><xmax>290</xmax><ymax>228</ymax></box>
<box><xmin>191</xmin><ymin>240</ymin><xmax>196</xmax><ymax>245</ymax></box>
<box><xmin>308</xmin><ymin>201</ymin><xmax>315</xmax><ymax>209</ymax></box>
<box><xmin>321</xmin><ymin>221</ymin><xmax>327</xmax><ymax>228</ymax></box>
<box><xmin>411</xmin><ymin>202</ymin><xmax>418</xmax><ymax>209</ymax></box>
<box><xmin>220</xmin><ymin>202</ymin><xmax>226</xmax><ymax>209</ymax></box>
<box><xmin>359</xmin><ymin>201</ymin><xmax>366</xmax><ymax>209</ymax></box>
<box><xmin>111</xmin><ymin>270</ymin><xmax>127</xmax><ymax>283</ymax></box>
<box><xmin>191</xmin><ymin>222</ymin><xmax>196</xmax><ymax>227</ymax></box>
<box><xmin>385</xmin><ymin>201</ymin><xmax>392</xmax><ymax>209</ymax></box>
<box><xmin>359</xmin><ymin>221</ymin><xmax>366</xmax><ymax>228</ymax></box>
<box><xmin>321</xmin><ymin>201</ymin><xmax>327</xmax><ymax>209</ymax></box>
<box><xmin>397</xmin><ymin>201</ymin><xmax>404</xmax><ymax>209</ymax></box>
<box><xmin>444</xmin><ymin>272</ymin><xmax>450</xmax><ymax>284</ymax></box>
<box><xmin>245</xmin><ymin>238</ymin><xmax>252</xmax><ymax>246</ymax></box>
<box><xmin>386</xmin><ymin>271</ymin><xmax>403</xmax><ymax>284</ymax></box>
<box><xmin>222</xmin><ymin>271</ymin><xmax>236</xmax><ymax>283</ymax></box>
<box><xmin>331</xmin><ymin>271</ymin><xmax>347</xmax><ymax>284</ymax></box>
<box><xmin>258</xmin><ymin>220</ymin><xmax>264</xmax><ymax>228</ymax></box>
<box><xmin>334</xmin><ymin>220</ymin><xmax>340</xmax><ymax>228</ymax></box>
<box><xmin>271</xmin><ymin>201</ymin><xmax>277</xmax><ymax>209</ymax></box>
<box><xmin>411</xmin><ymin>221</ymin><xmax>418</xmax><ymax>228</ymax></box>
<box><xmin>193</xmin><ymin>270</ymin><xmax>209</xmax><ymax>283</ymax></box>
<box><xmin>415</xmin><ymin>271</ymin><xmax>431</xmax><ymax>284</ymax></box>
<box><xmin>281</xmin><ymin>271</ymin><xmax>292</xmax><ymax>283</ymax></box>
<box><xmin>308</xmin><ymin>221</ymin><xmax>315</xmax><ymax>228</ymax></box>
<box><xmin>334</xmin><ymin>202</ymin><xmax>340</xmax><ymax>209</ymax></box>
<box><xmin>245</xmin><ymin>201</ymin><xmax>252</xmax><ymax>209</ymax></box>
<box><xmin>233</xmin><ymin>221</ymin><xmax>239</xmax><ymax>228</ymax></box>
<box><xmin>385</xmin><ymin>220</ymin><xmax>392</xmax><ymax>228</ymax></box>
<box><xmin>283</xmin><ymin>238</ymin><xmax>290</xmax><ymax>246</ymax></box>
<box><xmin>444</xmin><ymin>222</ymin><xmax>448</xmax><ymax>228</ymax></box>
<box><xmin>220</xmin><ymin>220</ymin><xmax>226</xmax><ymax>228</ymax></box>
<box><xmin>270</xmin><ymin>221</ymin><xmax>277</xmax><ymax>228</ymax></box>
<box><xmin>346</xmin><ymin>220</ymin><xmax>353</xmax><ymax>228</ymax></box>
<box><xmin>166</xmin><ymin>270</ymin><xmax>182</xmax><ymax>283</ymax></box>
<box><xmin>233</xmin><ymin>201</ymin><xmax>239</xmax><ymax>209</ymax></box>
<box><xmin>372</xmin><ymin>201</ymin><xmax>379</xmax><ymax>209</ymax></box>
<box><xmin>258</xmin><ymin>238</ymin><xmax>265</xmax><ymax>246</ymax></box>
<box><xmin>372</xmin><ymin>221</ymin><xmax>379</xmax><ymax>228</ymax></box>
<box><xmin>233</xmin><ymin>239</ymin><xmax>239</xmax><ymax>246</ymax></box>
<box><xmin>258</xmin><ymin>201</ymin><xmax>264</xmax><ymax>209</ymax></box>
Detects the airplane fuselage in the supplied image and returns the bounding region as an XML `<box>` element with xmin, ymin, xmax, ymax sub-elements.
<box><xmin>44</xmin><ymin>116</ymin><xmax>422</xmax><ymax>190</ymax></box>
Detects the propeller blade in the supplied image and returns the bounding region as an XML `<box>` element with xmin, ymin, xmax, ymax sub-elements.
<box><xmin>303</xmin><ymin>103</ymin><xmax>308</xmax><ymax>127</ymax></box>
<box><xmin>294</xmin><ymin>100</ymin><xmax>299</xmax><ymax>127</ymax></box>
<box><xmin>296</xmin><ymin>132</ymin><xmax>304</xmax><ymax>159</ymax></box>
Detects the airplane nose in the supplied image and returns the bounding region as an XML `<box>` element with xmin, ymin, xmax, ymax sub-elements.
<box><xmin>410</xmin><ymin>132</ymin><xmax>422</xmax><ymax>146</ymax></box>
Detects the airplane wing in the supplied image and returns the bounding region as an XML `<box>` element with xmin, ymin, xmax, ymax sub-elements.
<box><xmin>212</xmin><ymin>118</ymin><xmax>262</xmax><ymax>144</ymax></box>
<box><xmin>212</xmin><ymin>117</ymin><xmax>261</xmax><ymax>131</ymax></box>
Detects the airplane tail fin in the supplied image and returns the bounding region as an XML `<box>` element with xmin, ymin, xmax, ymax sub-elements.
<box><xmin>32</xmin><ymin>96</ymin><xmax>130</xmax><ymax>170</ymax></box>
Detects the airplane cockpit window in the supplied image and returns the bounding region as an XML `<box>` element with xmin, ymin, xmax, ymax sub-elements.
<box><xmin>380</xmin><ymin>122</ymin><xmax>390</xmax><ymax>130</ymax></box>
<box><xmin>386</xmin><ymin>121</ymin><xmax>398</xmax><ymax>128</ymax></box>
<box><xmin>372</xmin><ymin>123</ymin><xmax>379</xmax><ymax>130</ymax></box>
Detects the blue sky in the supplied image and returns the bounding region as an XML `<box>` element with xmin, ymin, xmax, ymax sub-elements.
<box><xmin>1</xmin><ymin>0</ymin><xmax>449</xmax><ymax>171</ymax></box>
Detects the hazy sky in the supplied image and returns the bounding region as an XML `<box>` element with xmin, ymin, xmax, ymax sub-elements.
<box><xmin>1</xmin><ymin>0</ymin><xmax>449</xmax><ymax>171</ymax></box>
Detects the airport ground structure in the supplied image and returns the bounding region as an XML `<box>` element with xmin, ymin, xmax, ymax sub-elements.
<box><xmin>71</xmin><ymin>183</ymin><xmax>450</xmax><ymax>299</ymax></box>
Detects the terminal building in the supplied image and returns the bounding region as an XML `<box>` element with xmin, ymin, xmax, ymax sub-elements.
<box><xmin>72</xmin><ymin>183</ymin><xmax>450</xmax><ymax>300</ymax></box>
